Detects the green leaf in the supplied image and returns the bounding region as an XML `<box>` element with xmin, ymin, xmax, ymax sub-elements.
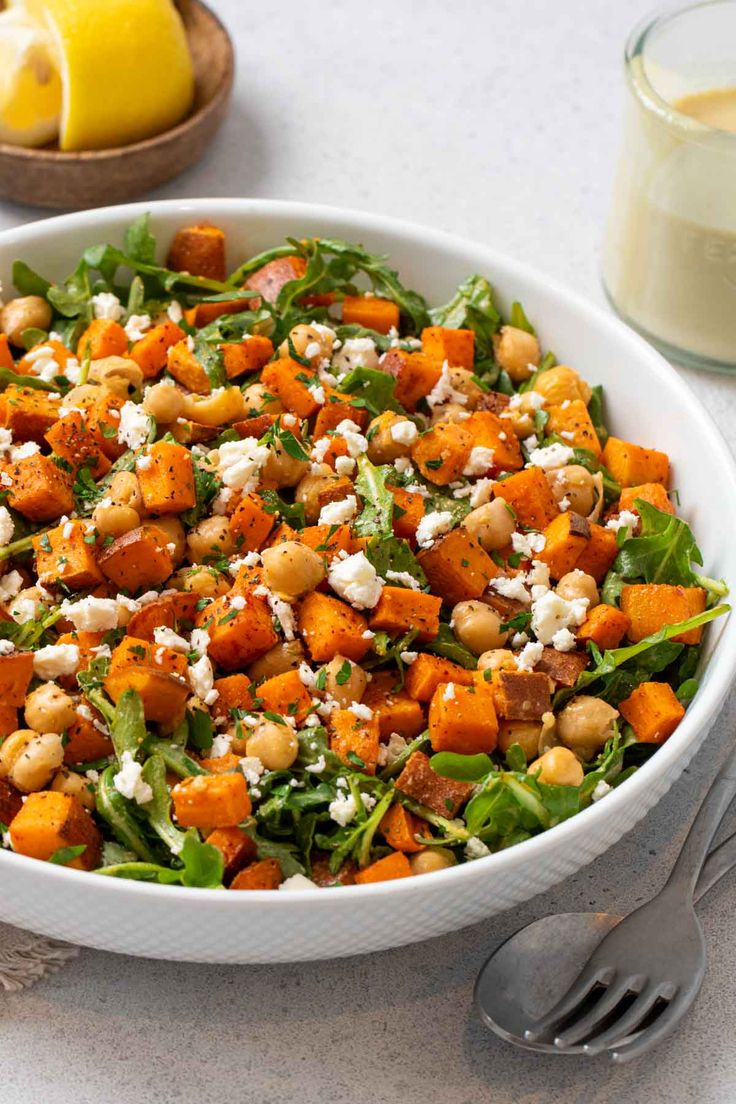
<box><xmin>338</xmin><ymin>365</ymin><xmax>401</xmax><ymax>416</ymax></box>
<box><xmin>187</xmin><ymin>707</ymin><xmax>214</xmax><ymax>752</ymax></box>
<box><xmin>48</xmin><ymin>844</ymin><xmax>87</xmax><ymax>866</ymax></box>
<box><xmin>124</xmin><ymin>213</ymin><xmax>157</xmax><ymax>265</ymax></box>
<box><xmin>0</xmin><ymin>366</ymin><xmax>67</xmax><ymax>394</ymax></box>
<box><xmin>587</xmin><ymin>384</ymin><xmax>609</xmax><ymax>448</ymax></box>
<box><xmin>425</xmin><ymin>623</ymin><xmax>477</xmax><ymax>669</ymax></box>
<box><xmin>12</xmin><ymin>260</ymin><xmax>51</xmax><ymax>298</ymax></box>
<box><xmin>430</xmin><ymin>751</ymin><xmax>494</xmax><ymax>782</ymax></box>
<box><xmin>140</xmin><ymin>754</ymin><xmax>188</xmax><ymax>857</ymax></box>
<box><xmin>178</xmin><ymin>831</ymin><xmax>224</xmax><ymax>888</ymax></box>
<box><xmin>509</xmin><ymin>300</ymin><xmax>535</xmax><ymax>334</ymax></box>
<box><xmin>429</xmin><ymin>275</ymin><xmax>501</xmax><ymax>361</ymax></box>
<box><xmin>110</xmin><ymin>689</ymin><xmax>148</xmax><ymax>762</ymax></box>
<box><xmin>423</xmin><ymin>488</ymin><xmax>472</xmax><ymax>527</ymax></box>
<box><xmin>259</xmin><ymin>488</ymin><xmax>306</xmax><ymax>529</ymax></box>
<box><xmin>364</xmin><ymin>534</ymin><xmax>427</xmax><ymax>589</ymax></box>
<box><xmin>354</xmin><ymin>456</ymin><xmax>395</xmax><ymax>537</ymax></box>
<box><xmin>193</xmin><ymin>334</ymin><xmax>227</xmax><ymax>389</ymax></box>
<box><xmin>615</xmin><ymin>501</ymin><xmax>704</xmax><ymax>587</ymax></box>
<box><xmin>20</xmin><ymin>326</ymin><xmax>48</xmax><ymax>351</ymax></box>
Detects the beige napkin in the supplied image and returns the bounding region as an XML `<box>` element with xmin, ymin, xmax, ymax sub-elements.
<box><xmin>0</xmin><ymin>922</ymin><xmax>78</xmax><ymax>991</ymax></box>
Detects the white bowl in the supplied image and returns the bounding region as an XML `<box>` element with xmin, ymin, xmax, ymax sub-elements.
<box><xmin>1</xmin><ymin>198</ymin><xmax>734</xmax><ymax>963</ymax></box>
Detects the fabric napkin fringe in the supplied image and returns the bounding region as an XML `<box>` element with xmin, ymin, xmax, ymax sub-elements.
<box><xmin>0</xmin><ymin>922</ymin><xmax>79</xmax><ymax>992</ymax></box>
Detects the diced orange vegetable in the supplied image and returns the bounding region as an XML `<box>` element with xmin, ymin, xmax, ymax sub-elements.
<box><xmin>418</xmin><ymin>528</ymin><xmax>497</xmax><ymax>605</ymax></box>
<box><xmin>184</xmin><ymin>299</ymin><xmax>246</xmax><ymax>328</ymax></box>
<box><xmin>198</xmin><ymin>592</ymin><xmax>278</xmax><ymax>670</ymax></box>
<box><xmin>380</xmin><ymin>803</ymin><xmax>427</xmax><ymax>852</ymax></box>
<box><xmin>620</xmin><ymin>584</ymin><xmax>707</xmax><ymax>645</ymax></box>
<box><xmin>404</xmin><ymin>653</ymin><xmax>475</xmax><ymax>702</ymax></box>
<box><xmin>45</xmin><ymin>410</ymin><xmax>110</xmax><ymax>477</ymax></box>
<box><xmin>63</xmin><ymin>709</ymin><xmax>113</xmax><ymax>765</ymax></box>
<box><xmin>369</xmin><ymin>587</ymin><xmax>441</xmax><ymax>642</ymax></box>
<box><xmin>618</xmin><ymin>483</ymin><xmax>675</xmax><ymax>516</ymax></box>
<box><xmin>381</xmin><ymin>349</ymin><xmax>442</xmax><ymax>412</ymax></box>
<box><xmin>342</xmin><ymin>294</ymin><xmax>400</xmax><ymax>334</ymax></box>
<box><xmin>205</xmin><ymin>826</ymin><xmax>257</xmax><ymax>880</ymax></box>
<box><xmin>199</xmin><ymin>753</ymin><xmax>243</xmax><ymax>774</ymax></box>
<box><xmin>354</xmin><ymin>850</ymin><xmax>413</xmax><ymax>884</ymax></box>
<box><xmin>429</xmin><ymin>680</ymin><xmax>498</xmax><ymax>754</ymax></box>
<box><xmin>126</xmin><ymin>592</ymin><xmax>199</xmax><ymax>642</ymax></box>
<box><xmin>601</xmin><ymin>437</ymin><xmax>669</xmax><ymax>487</ymax></box>
<box><xmin>77</xmin><ymin>319</ymin><xmax>128</xmax><ymax>361</ymax></box>
<box><xmin>228</xmin><ymin>492</ymin><xmax>274</xmax><ymax>551</ymax></box>
<box><xmin>257</xmin><ymin>669</ymin><xmax>312</xmax><ymax>724</ymax></box>
<box><xmin>104</xmin><ymin>636</ymin><xmax>189</xmax><ymax>723</ymax></box>
<box><xmin>492</xmin><ymin>467</ymin><xmax>560</xmax><ymax>529</ymax></box>
<box><xmin>491</xmin><ymin>670</ymin><xmax>551</xmax><ymax>720</ymax></box>
<box><xmin>137</xmin><ymin>441</ymin><xmax>196</xmax><ymax>515</ymax></box>
<box><xmin>577</xmin><ymin>604</ymin><xmax>631</xmax><ymax>650</ymax></box>
<box><xmin>166</xmin><ymin>339</ymin><xmax>209</xmax><ymax>393</ymax></box>
<box><xmin>244</xmin><ymin>255</ymin><xmax>307</xmax><ymax>304</ymax></box>
<box><xmin>221</xmin><ymin>336</ymin><xmax>274</xmax><ymax>380</ymax></box>
<box><xmin>463</xmin><ymin>410</ymin><xmax>524</xmax><ymax>472</ymax></box>
<box><xmin>87</xmin><ymin>391</ymin><xmax>127</xmax><ymax>460</ymax></box>
<box><xmin>8</xmin><ymin>453</ymin><xmax>74</xmax><ymax>522</ymax></box>
<box><xmin>0</xmin><ymin>385</ymin><xmax>61</xmax><ymax>443</ymax></box>
<box><xmin>297</xmin><ymin>591</ymin><xmax>371</xmax><ymax>663</ymax></box>
<box><xmin>167</xmin><ymin>224</ymin><xmax>227</xmax><ymax>280</ymax></box>
<box><xmin>98</xmin><ymin>524</ymin><xmax>174</xmax><ymax>592</ymax></box>
<box><xmin>412</xmin><ymin>421</ymin><xmax>472</xmax><ymax>485</ymax></box>
<box><xmin>17</xmin><ymin>339</ymin><xmax>71</xmax><ymax>374</ymax></box>
<box><xmin>33</xmin><ymin>519</ymin><xmax>104</xmax><ymax>590</ymax></box>
<box><xmin>421</xmin><ymin>326</ymin><xmax>475</xmax><ymax>369</ymax></box>
<box><xmin>54</xmin><ymin>631</ymin><xmax>104</xmax><ymax>689</ymax></box>
<box><xmin>261</xmin><ymin>357</ymin><xmax>321</xmax><ymax>418</ymax></box>
<box><xmin>230</xmin><ymin>857</ymin><xmax>283</xmax><ymax>890</ymax></box>
<box><xmin>298</xmin><ymin>523</ymin><xmax>353</xmax><ymax>561</ymax></box>
<box><xmin>0</xmin><ymin>705</ymin><xmax>17</xmax><ymax>738</ymax></box>
<box><xmin>172</xmin><ymin>773</ymin><xmax>251</xmax><ymax>829</ymax></box>
<box><xmin>573</xmin><ymin>523</ymin><xmax>618</xmax><ymax>583</ymax></box>
<box><xmin>392</xmin><ymin>487</ymin><xmax>425</xmax><ymax>544</ymax></box>
<box><xmin>362</xmin><ymin>671</ymin><xmax>426</xmax><ymax>739</ymax></box>
<box><xmin>0</xmin><ymin>652</ymin><xmax>35</xmax><ymax>707</ymax></box>
<box><xmin>0</xmin><ymin>334</ymin><xmax>13</xmax><ymax>369</ymax></box>
<box><xmin>9</xmin><ymin>791</ymin><xmax>102</xmax><ymax>870</ymax></box>
<box><xmin>212</xmin><ymin>673</ymin><xmax>254</xmax><ymax>723</ymax></box>
<box><xmin>330</xmin><ymin>708</ymin><xmax>381</xmax><ymax>774</ymax></box>
<box><xmin>313</xmin><ymin>392</ymin><xmax>369</xmax><ymax>438</ymax></box>
<box><xmin>396</xmin><ymin>750</ymin><xmax>473</xmax><ymax>816</ymax></box>
<box><xmin>546</xmin><ymin>399</ymin><xmax>601</xmax><ymax>456</ymax></box>
<box><xmin>619</xmin><ymin>681</ymin><xmax>685</xmax><ymax>744</ymax></box>
<box><xmin>131</xmin><ymin>320</ymin><xmax>187</xmax><ymax>379</ymax></box>
<box><xmin>537</xmin><ymin>511</ymin><xmax>591</xmax><ymax>580</ymax></box>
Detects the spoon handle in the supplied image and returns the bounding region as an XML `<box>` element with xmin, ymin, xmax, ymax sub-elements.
<box><xmin>664</xmin><ymin>743</ymin><xmax>736</xmax><ymax>901</ymax></box>
<box><xmin>694</xmin><ymin>827</ymin><xmax>736</xmax><ymax>903</ymax></box>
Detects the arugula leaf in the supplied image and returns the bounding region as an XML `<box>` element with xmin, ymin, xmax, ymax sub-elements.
<box><xmin>425</xmin><ymin>623</ymin><xmax>477</xmax><ymax>669</ymax></box>
<box><xmin>424</xmin><ymin>488</ymin><xmax>472</xmax><ymax>527</ymax></box>
<box><xmin>587</xmin><ymin>385</ymin><xmax>609</xmax><ymax>447</ymax></box>
<box><xmin>20</xmin><ymin>326</ymin><xmax>48</xmax><ymax>351</ymax></box>
<box><xmin>354</xmin><ymin>456</ymin><xmax>395</xmax><ymax>537</ymax></box>
<box><xmin>429</xmin><ymin>275</ymin><xmax>501</xmax><ymax>361</ymax></box>
<box><xmin>178</xmin><ymin>831</ymin><xmax>224</xmax><ymax>888</ymax></box>
<box><xmin>430</xmin><ymin>751</ymin><xmax>494</xmax><ymax>782</ymax></box>
<box><xmin>0</xmin><ymin>366</ymin><xmax>64</xmax><ymax>394</ymax></box>
<box><xmin>48</xmin><ymin>844</ymin><xmax>87</xmax><ymax>866</ymax></box>
<box><xmin>47</xmin><ymin>259</ymin><xmax>93</xmax><ymax>320</ymax></box>
<box><xmin>509</xmin><ymin>301</ymin><xmax>535</xmax><ymax>334</ymax></box>
<box><xmin>181</xmin><ymin>460</ymin><xmax>221</xmax><ymax>528</ymax></box>
<box><xmin>124</xmin><ymin>213</ymin><xmax>157</xmax><ymax>265</ymax></box>
<box><xmin>338</xmin><ymin>365</ymin><xmax>401</xmax><ymax>416</ymax></box>
<box><xmin>187</xmin><ymin>707</ymin><xmax>214</xmax><ymax>752</ymax></box>
<box><xmin>193</xmin><ymin>334</ymin><xmax>226</xmax><ymax>389</ymax></box>
<box><xmin>615</xmin><ymin>500</ymin><xmax>703</xmax><ymax>587</ymax></box>
<box><xmin>570</xmin><ymin>448</ymin><xmax>621</xmax><ymax>504</ymax></box>
<box><xmin>12</xmin><ymin>260</ymin><xmax>51</xmax><ymax>298</ymax></box>
<box><xmin>260</xmin><ymin>488</ymin><xmax>306</xmax><ymax>529</ymax></box>
<box><xmin>364</xmin><ymin>534</ymin><xmax>427</xmax><ymax>588</ymax></box>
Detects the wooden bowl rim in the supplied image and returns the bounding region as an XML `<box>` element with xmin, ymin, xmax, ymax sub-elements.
<box><xmin>0</xmin><ymin>0</ymin><xmax>234</xmax><ymax>164</ymax></box>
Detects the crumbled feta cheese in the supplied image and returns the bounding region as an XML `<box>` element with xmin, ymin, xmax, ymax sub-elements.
<box><xmin>400</xmin><ymin>650</ymin><xmax>418</xmax><ymax>664</ymax></box>
<box><xmin>217</xmin><ymin>437</ymin><xmax>270</xmax><ymax>493</ymax></box>
<box><xmin>559</xmin><ymin>496</ymin><xmax>571</xmax><ymax>511</ymax></box>
<box><xmin>328</xmin><ymin>551</ymin><xmax>383</xmax><ymax>609</ymax></box>
<box><xmin>92</xmin><ymin>292</ymin><xmax>123</xmax><ymax>321</ymax></box>
<box><xmin>333</xmin><ymin>455</ymin><xmax>355</xmax><ymax>477</ymax></box>
<box><xmin>118</xmin><ymin>401</ymin><xmax>151</xmax><ymax>450</ymax></box>
<box><xmin>426</xmin><ymin>362</ymin><xmax>468</xmax><ymax>409</ymax></box>
<box><xmin>167</xmin><ymin>301</ymin><xmax>184</xmax><ymax>323</ymax></box>
<box><xmin>463</xmin><ymin>446</ymin><xmax>494</xmax><ymax>476</ymax></box>
<box><xmin>443</xmin><ymin>682</ymin><xmax>456</xmax><ymax>701</ymax></box>
<box><xmin>209</xmin><ymin>733</ymin><xmax>232</xmax><ymax>759</ymax></box>
<box><xmin>465</xmin><ymin>836</ymin><xmax>491</xmax><ymax>860</ymax></box>
<box><xmin>240</xmin><ymin>756</ymin><xmax>265</xmax><ymax>786</ymax></box>
<box><xmin>230</xmin><ymin>595</ymin><xmax>246</xmax><ymax>611</ymax></box>
<box><xmin>308</xmin><ymin>383</ymin><xmax>326</xmax><ymax>405</ymax></box>
<box><xmin>469</xmin><ymin>478</ymin><xmax>494</xmax><ymax>508</ymax></box>
<box><xmin>415</xmin><ymin>510</ymin><xmax>453</xmax><ymax>549</ymax></box>
<box><xmin>60</xmin><ymin>596</ymin><xmax>119</xmax><ymax>632</ymax></box>
<box><xmin>32</xmin><ymin>644</ymin><xmax>80</xmax><ymax>679</ymax></box>
<box><xmin>254</xmin><ymin>585</ymin><xmax>297</xmax><ymax>640</ymax></box>
<box><xmin>188</xmin><ymin>654</ymin><xmax>217</xmax><ymax>705</ymax></box>
<box><xmin>393</xmin><ymin>456</ymin><xmax>413</xmax><ymax>476</ymax></box>
<box><xmin>0</xmin><ymin>570</ymin><xmax>23</xmax><ymax>603</ymax></box>
<box><xmin>136</xmin><ymin>452</ymin><xmax>153</xmax><ymax>471</ymax></box>
<box><xmin>511</xmin><ymin>530</ymin><xmax>546</xmax><ymax>559</ymax></box>
<box><xmin>531</xmin><ymin>589</ymin><xmax>588</xmax><ymax>645</ymax></box>
<box><xmin>551</xmin><ymin>627</ymin><xmax>577</xmax><ymax>652</ymax></box>
<box><xmin>592</xmin><ymin>780</ymin><xmax>613</xmax><ymax>802</ymax></box>
<box><xmin>360</xmin><ymin>792</ymin><xmax>377</xmax><ymax>812</ymax></box>
<box><xmin>318</xmin><ymin>495</ymin><xmax>357</xmax><ymax>526</ymax></box>
<box><xmin>390</xmin><ymin>420</ymin><xmax>418</xmax><ymax>446</ymax></box>
<box><xmin>113</xmin><ymin>750</ymin><xmax>153</xmax><ymax>805</ymax></box>
<box><xmin>154</xmin><ymin>626</ymin><xmax>190</xmax><ymax>652</ymax></box>
<box><xmin>377</xmin><ymin>731</ymin><xmax>409</xmax><ymax>768</ymax></box>
<box><xmin>10</xmin><ymin>441</ymin><xmax>40</xmax><ymax>462</ymax></box>
<box><xmin>279</xmin><ymin>873</ymin><xmax>318</xmax><ymax>891</ymax></box>
<box><xmin>606</xmin><ymin>510</ymin><xmax>638</xmax><ymax>533</ymax></box>
<box><xmin>335</xmin><ymin>419</ymin><xmax>368</xmax><ymax>458</ymax></box>
<box><xmin>527</xmin><ymin>443</ymin><xmax>575</xmax><ymax>471</ymax></box>
<box><xmin>509</xmin><ymin>390</ymin><xmax>545</xmax><ymax>411</ymax></box>
<box><xmin>298</xmin><ymin>663</ymin><xmax>318</xmax><ymax>691</ymax></box>
<box><xmin>490</xmin><ymin>575</ymin><xmax>531</xmax><ymax>605</ymax></box>
<box><xmin>0</xmin><ymin>506</ymin><xmax>13</xmax><ymax>548</ymax></box>
<box><xmin>515</xmin><ymin>641</ymin><xmax>544</xmax><ymax>671</ymax></box>
<box><xmin>124</xmin><ymin>314</ymin><xmax>152</xmax><ymax>342</ymax></box>
<box><xmin>0</xmin><ymin>640</ymin><xmax>15</xmax><ymax>656</ymax></box>
<box><xmin>525</xmin><ymin>559</ymin><xmax>551</xmax><ymax>590</ymax></box>
<box><xmin>329</xmin><ymin>791</ymin><xmax>358</xmax><ymax>826</ymax></box>
<box><xmin>10</xmin><ymin>595</ymin><xmax>40</xmax><ymax>624</ymax></box>
<box><xmin>304</xmin><ymin>754</ymin><xmax>326</xmax><ymax>774</ymax></box>
<box><xmin>331</xmin><ymin>337</ymin><xmax>379</xmax><ymax>375</ymax></box>
<box><xmin>385</xmin><ymin>569</ymin><xmax>420</xmax><ymax>590</ymax></box>
<box><xmin>349</xmin><ymin>701</ymin><xmax>373</xmax><ymax>720</ymax></box>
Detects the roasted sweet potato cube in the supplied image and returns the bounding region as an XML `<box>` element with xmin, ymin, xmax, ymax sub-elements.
<box><xmin>245</xmin><ymin>255</ymin><xmax>307</xmax><ymax>304</ymax></box>
<box><xmin>0</xmin><ymin>651</ymin><xmax>35</xmax><ymax>707</ymax></box>
<box><xmin>167</xmin><ymin>224</ymin><xmax>227</xmax><ymax>281</ymax></box>
<box><xmin>619</xmin><ymin>681</ymin><xmax>685</xmax><ymax>744</ymax></box>
<box><xmin>404</xmin><ymin>653</ymin><xmax>474</xmax><ymax>701</ymax></box>
<box><xmin>380</xmin><ymin>803</ymin><xmax>428</xmax><ymax>853</ymax></box>
<box><xmin>87</xmin><ymin>392</ymin><xmax>127</xmax><ymax>460</ymax></box>
<box><xmin>342</xmin><ymin>295</ymin><xmax>400</xmax><ymax>334</ymax></box>
<box><xmin>392</xmin><ymin>487</ymin><xmax>425</xmax><ymax>544</ymax></box>
<box><xmin>98</xmin><ymin>524</ymin><xmax>174</xmax><ymax>592</ymax></box>
<box><xmin>63</xmin><ymin>709</ymin><xmax>114</xmax><ymax>765</ymax></box>
<box><xmin>0</xmin><ymin>385</ymin><xmax>61</xmax><ymax>443</ymax></box>
<box><xmin>362</xmin><ymin>671</ymin><xmax>426</xmax><ymax>740</ymax></box>
<box><xmin>0</xmin><ymin>705</ymin><xmax>17</xmax><ymax>738</ymax></box>
<box><xmin>421</xmin><ymin>326</ymin><xmax>475</xmax><ymax>369</ymax></box>
<box><xmin>0</xmin><ymin>334</ymin><xmax>13</xmax><ymax>368</ymax></box>
<box><xmin>577</xmin><ymin>604</ymin><xmax>631</xmax><ymax>650</ymax></box>
<box><xmin>9</xmin><ymin>791</ymin><xmax>102</xmax><ymax>870</ymax></box>
<box><xmin>573</xmin><ymin>523</ymin><xmax>618</xmax><ymax>583</ymax></box>
<box><xmin>77</xmin><ymin>319</ymin><xmax>128</xmax><ymax>361</ymax></box>
<box><xmin>104</xmin><ymin>639</ymin><xmax>189</xmax><ymax>724</ymax></box>
<box><xmin>131</xmin><ymin>320</ymin><xmax>187</xmax><ymax>379</ymax></box>
<box><xmin>45</xmin><ymin>410</ymin><xmax>110</xmax><ymax>477</ymax></box>
<box><xmin>492</xmin><ymin>467</ymin><xmax>560</xmax><ymax>529</ymax></box>
<box><xmin>546</xmin><ymin>400</ymin><xmax>601</xmax><ymax>456</ymax></box>
<box><xmin>395</xmin><ymin>750</ymin><xmax>473</xmax><ymax>816</ymax></box>
<box><xmin>330</xmin><ymin>708</ymin><xmax>381</xmax><ymax>774</ymax></box>
<box><xmin>299</xmin><ymin>523</ymin><xmax>353</xmax><ymax>561</ymax></box>
<box><xmin>463</xmin><ymin>410</ymin><xmax>524</xmax><ymax>472</ymax></box>
<box><xmin>198</xmin><ymin>753</ymin><xmax>243</xmax><ymax>774</ymax></box>
<box><xmin>205</xmin><ymin>826</ymin><xmax>257</xmax><ymax>881</ymax></box>
<box><xmin>0</xmin><ymin>778</ymin><xmax>22</xmax><ymax>825</ymax></box>
<box><xmin>429</xmin><ymin>680</ymin><xmax>498</xmax><ymax>754</ymax></box>
<box><xmin>126</xmin><ymin>592</ymin><xmax>199</xmax><ymax>642</ymax></box>
<box><xmin>258</xmin><ymin>669</ymin><xmax>312</xmax><ymax>724</ymax></box>
<box><xmin>229</xmin><ymin>492</ymin><xmax>275</xmax><ymax>551</ymax></box>
<box><xmin>620</xmin><ymin>584</ymin><xmax>706</xmax><ymax>645</ymax></box>
<box><xmin>7</xmin><ymin>453</ymin><xmax>73</xmax><ymax>521</ymax></box>
<box><xmin>310</xmin><ymin>853</ymin><xmax>357</xmax><ymax>887</ymax></box>
<box><xmin>137</xmin><ymin>441</ymin><xmax>196</xmax><ymax>515</ymax></box>
<box><xmin>537</xmin><ymin>511</ymin><xmax>591</xmax><ymax>580</ymax></box>
<box><xmin>211</xmin><ymin>674</ymin><xmax>254</xmax><ymax>723</ymax></box>
<box><xmin>166</xmin><ymin>339</ymin><xmax>210</xmax><ymax>393</ymax></box>
<box><xmin>354</xmin><ymin>851</ymin><xmax>413</xmax><ymax>884</ymax></box>
<box><xmin>493</xmin><ymin>670</ymin><xmax>551</xmax><ymax>720</ymax></box>
<box><xmin>601</xmin><ymin>437</ymin><xmax>669</xmax><ymax>487</ymax></box>
<box><xmin>108</xmin><ymin>635</ymin><xmax>187</xmax><ymax>679</ymax></box>
<box><xmin>369</xmin><ymin>587</ymin><xmax>441</xmax><ymax>643</ymax></box>
<box><xmin>412</xmin><ymin>421</ymin><xmax>473</xmax><ymax>485</ymax></box>
<box><xmin>261</xmin><ymin>357</ymin><xmax>321</xmax><ymax>418</ymax></box>
<box><xmin>297</xmin><ymin>591</ymin><xmax>371</xmax><ymax>663</ymax></box>
<box><xmin>184</xmin><ymin>299</ymin><xmax>246</xmax><ymax>329</ymax></box>
<box><xmin>313</xmin><ymin>393</ymin><xmax>369</xmax><ymax>438</ymax></box>
<box><xmin>418</xmin><ymin>528</ymin><xmax>497</xmax><ymax>606</ymax></box>
<box><xmin>230</xmin><ymin>857</ymin><xmax>283</xmax><ymax>890</ymax></box>
<box><xmin>33</xmin><ymin>519</ymin><xmax>104</xmax><ymax>590</ymax></box>
<box><xmin>381</xmin><ymin>349</ymin><xmax>442</xmax><ymax>412</ymax></box>
<box><xmin>534</xmin><ymin>647</ymin><xmax>589</xmax><ymax>687</ymax></box>
<box><xmin>172</xmin><ymin>773</ymin><xmax>251</xmax><ymax>829</ymax></box>
<box><xmin>618</xmin><ymin>483</ymin><xmax>675</xmax><ymax>516</ymax></box>
<box><xmin>197</xmin><ymin>592</ymin><xmax>278</xmax><ymax>670</ymax></box>
<box><xmin>222</xmin><ymin>336</ymin><xmax>274</xmax><ymax>380</ymax></box>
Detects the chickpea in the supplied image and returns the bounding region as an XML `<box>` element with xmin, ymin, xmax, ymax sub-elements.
<box><xmin>410</xmin><ymin>848</ymin><xmax>456</xmax><ymax>875</ymax></box>
<box><xmin>92</xmin><ymin>503</ymin><xmax>140</xmax><ymax>538</ymax></box>
<box><xmin>462</xmin><ymin>498</ymin><xmax>515</xmax><ymax>552</ymax></box>
<box><xmin>261</xmin><ymin>541</ymin><xmax>325</xmax><ymax>601</ymax></box>
<box><xmin>109</xmin><ymin>470</ymin><xmax>144</xmax><ymax>513</ymax></box>
<box><xmin>452</xmin><ymin>600</ymin><xmax>508</xmax><ymax>655</ymax></box>
<box><xmin>295</xmin><ymin>465</ymin><xmax>342</xmax><ymax>524</ymax></box>
<box><xmin>0</xmin><ymin>296</ymin><xmax>52</xmax><ymax>346</ymax></box>
<box><xmin>430</xmin><ymin>402</ymin><xmax>470</xmax><ymax>426</ymax></box>
<box><xmin>546</xmin><ymin>465</ymin><xmax>595</xmax><ymax>515</ymax></box>
<box><xmin>186</xmin><ymin>515</ymin><xmax>235</xmax><ymax>565</ymax></box>
<box><xmin>492</xmin><ymin>325</ymin><xmax>541</xmax><ymax>383</ymax></box>
<box><xmin>0</xmin><ymin>730</ymin><xmax>35</xmax><ymax>779</ymax></box>
<box><xmin>557</xmin><ymin>696</ymin><xmax>619</xmax><ymax>759</ymax></box>
<box><xmin>366</xmin><ymin>412</ymin><xmax>417</xmax><ymax>464</ymax></box>
<box><xmin>153</xmin><ymin>516</ymin><xmax>186</xmax><ymax>566</ymax></box>
<box><xmin>279</xmin><ymin>322</ymin><xmax>335</xmax><ymax>363</ymax></box>
<box><xmin>261</xmin><ymin>439</ymin><xmax>309</xmax><ymax>489</ymax></box>
<box><xmin>497</xmin><ymin>720</ymin><xmax>543</xmax><ymax>761</ymax></box>
<box><xmin>228</xmin><ymin>721</ymin><xmax>249</xmax><ymax>756</ymax></box>
<box><xmin>6</xmin><ymin>731</ymin><xmax>64</xmax><ymax>793</ymax></box>
<box><xmin>64</xmin><ymin>383</ymin><xmax>104</xmax><ymax>409</ymax></box>
<box><xmin>245</xmin><ymin>720</ymin><xmax>299</xmax><ymax>770</ymax></box>
<box><xmin>477</xmin><ymin>649</ymin><xmax>516</xmax><ymax>675</ymax></box>
<box><xmin>181</xmin><ymin>386</ymin><xmax>245</xmax><ymax>427</ymax></box>
<box><xmin>50</xmin><ymin>768</ymin><xmax>96</xmax><ymax>811</ymax></box>
<box><xmin>528</xmin><ymin>746</ymin><xmax>584</xmax><ymax>787</ymax></box>
<box><xmin>176</xmin><ymin>566</ymin><xmax>230</xmax><ymax>598</ymax></box>
<box><xmin>447</xmin><ymin>368</ymin><xmax>485</xmax><ymax>409</ymax></box>
<box><xmin>89</xmin><ymin>356</ymin><xmax>143</xmax><ymax>399</ymax></box>
<box><xmin>247</xmin><ymin>640</ymin><xmax>305</xmax><ymax>681</ymax></box>
<box><xmin>24</xmin><ymin>683</ymin><xmax>76</xmax><ymax>734</ymax></box>
<box><xmin>143</xmin><ymin>381</ymin><xmax>185</xmax><ymax>423</ymax></box>
<box><xmin>556</xmin><ymin>569</ymin><xmax>599</xmax><ymax>608</ymax></box>
<box><xmin>242</xmin><ymin>381</ymin><xmax>283</xmax><ymax>416</ymax></box>
<box><xmin>322</xmin><ymin>655</ymin><xmax>368</xmax><ymax>709</ymax></box>
<box><xmin>533</xmin><ymin>364</ymin><xmax>591</xmax><ymax>406</ymax></box>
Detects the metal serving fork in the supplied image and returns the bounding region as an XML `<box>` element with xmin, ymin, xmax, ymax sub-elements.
<box><xmin>523</xmin><ymin>743</ymin><xmax>736</xmax><ymax>1061</ymax></box>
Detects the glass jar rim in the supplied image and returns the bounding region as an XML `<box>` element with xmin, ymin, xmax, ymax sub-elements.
<box><xmin>625</xmin><ymin>0</ymin><xmax>736</xmax><ymax>139</ymax></box>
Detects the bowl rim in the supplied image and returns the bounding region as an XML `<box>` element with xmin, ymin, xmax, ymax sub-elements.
<box><xmin>1</xmin><ymin>195</ymin><xmax>734</xmax><ymax>907</ymax></box>
<box><xmin>0</xmin><ymin>0</ymin><xmax>234</xmax><ymax>164</ymax></box>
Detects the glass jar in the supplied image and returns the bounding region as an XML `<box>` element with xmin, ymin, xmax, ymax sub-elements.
<box><xmin>603</xmin><ymin>1</ymin><xmax>736</xmax><ymax>372</ymax></box>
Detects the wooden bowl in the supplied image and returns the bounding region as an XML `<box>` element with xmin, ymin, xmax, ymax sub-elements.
<box><xmin>0</xmin><ymin>0</ymin><xmax>234</xmax><ymax>210</ymax></box>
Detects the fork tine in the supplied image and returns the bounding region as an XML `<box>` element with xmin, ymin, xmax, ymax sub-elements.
<box><xmin>553</xmin><ymin>974</ymin><xmax>645</xmax><ymax>1048</ymax></box>
<box><xmin>611</xmin><ymin>995</ymin><xmax>685</xmax><ymax>1064</ymax></box>
<box><xmin>523</xmin><ymin>964</ymin><xmax>614</xmax><ymax>1042</ymax></box>
<box><xmin>581</xmin><ymin>983</ymin><xmax>669</xmax><ymax>1055</ymax></box>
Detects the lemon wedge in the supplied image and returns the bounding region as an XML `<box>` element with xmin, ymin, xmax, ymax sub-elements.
<box><xmin>21</xmin><ymin>0</ymin><xmax>195</xmax><ymax>151</ymax></box>
<box><xmin>0</xmin><ymin>6</ymin><xmax>62</xmax><ymax>148</ymax></box>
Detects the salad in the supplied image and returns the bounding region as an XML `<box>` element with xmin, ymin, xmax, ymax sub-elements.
<box><xmin>0</xmin><ymin>217</ymin><xmax>728</xmax><ymax>891</ymax></box>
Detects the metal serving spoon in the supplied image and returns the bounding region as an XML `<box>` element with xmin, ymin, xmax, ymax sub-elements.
<box><xmin>475</xmin><ymin>745</ymin><xmax>736</xmax><ymax>1062</ymax></box>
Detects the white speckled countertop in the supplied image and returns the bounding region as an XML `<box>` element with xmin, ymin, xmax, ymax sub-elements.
<box><xmin>3</xmin><ymin>1</ymin><xmax>736</xmax><ymax>1100</ymax></box>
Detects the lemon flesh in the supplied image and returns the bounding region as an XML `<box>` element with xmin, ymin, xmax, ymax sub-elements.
<box><xmin>0</xmin><ymin>7</ymin><xmax>62</xmax><ymax>147</ymax></box>
<box><xmin>25</xmin><ymin>0</ymin><xmax>195</xmax><ymax>151</ymax></box>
